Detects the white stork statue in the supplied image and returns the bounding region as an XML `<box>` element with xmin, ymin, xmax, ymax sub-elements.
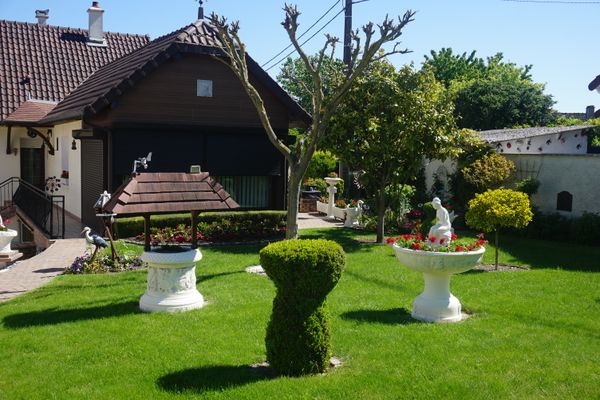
<box><xmin>82</xmin><ymin>227</ymin><xmax>108</xmax><ymax>261</ymax></box>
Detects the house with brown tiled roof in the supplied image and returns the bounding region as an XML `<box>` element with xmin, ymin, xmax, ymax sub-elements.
<box><xmin>1</xmin><ymin>2</ymin><xmax>309</xmax><ymax>233</ymax></box>
<box><xmin>0</xmin><ymin>3</ymin><xmax>149</xmax><ymax>235</ymax></box>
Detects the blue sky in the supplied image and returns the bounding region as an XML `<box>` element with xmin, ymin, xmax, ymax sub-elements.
<box><xmin>1</xmin><ymin>0</ymin><xmax>598</xmax><ymax>112</ymax></box>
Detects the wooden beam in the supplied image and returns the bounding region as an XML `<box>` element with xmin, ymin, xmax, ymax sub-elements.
<box><xmin>191</xmin><ymin>211</ymin><xmax>198</xmax><ymax>249</ymax></box>
<box><xmin>27</xmin><ymin>127</ymin><xmax>55</xmax><ymax>155</ymax></box>
<box><xmin>6</xmin><ymin>126</ymin><xmax>11</xmax><ymax>155</ymax></box>
<box><xmin>144</xmin><ymin>214</ymin><xmax>151</xmax><ymax>251</ymax></box>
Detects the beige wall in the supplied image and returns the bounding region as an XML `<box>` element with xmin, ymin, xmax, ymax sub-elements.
<box><xmin>0</xmin><ymin>126</ymin><xmax>25</xmax><ymax>182</ymax></box>
<box><xmin>424</xmin><ymin>153</ymin><xmax>600</xmax><ymax>217</ymax></box>
<box><xmin>0</xmin><ymin>122</ymin><xmax>82</xmax><ymax>218</ymax></box>
<box><xmin>45</xmin><ymin>121</ymin><xmax>83</xmax><ymax>218</ymax></box>
<box><xmin>505</xmin><ymin>153</ymin><xmax>600</xmax><ymax>216</ymax></box>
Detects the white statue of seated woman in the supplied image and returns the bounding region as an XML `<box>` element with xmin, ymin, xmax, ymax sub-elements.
<box><xmin>428</xmin><ymin>197</ymin><xmax>452</xmax><ymax>246</ymax></box>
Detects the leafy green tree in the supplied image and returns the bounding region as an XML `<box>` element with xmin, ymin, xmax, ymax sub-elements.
<box><xmin>423</xmin><ymin>49</ymin><xmax>555</xmax><ymax>130</ymax></box>
<box><xmin>465</xmin><ymin>189</ymin><xmax>533</xmax><ymax>270</ymax></box>
<box><xmin>209</xmin><ymin>7</ymin><xmax>416</xmax><ymax>238</ymax></box>
<box><xmin>304</xmin><ymin>150</ymin><xmax>337</xmax><ymax>180</ymax></box>
<box><xmin>461</xmin><ymin>153</ymin><xmax>515</xmax><ymax>192</ymax></box>
<box><xmin>327</xmin><ymin>60</ymin><xmax>460</xmax><ymax>243</ymax></box>
<box><xmin>278</xmin><ymin>56</ymin><xmax>345</xmax><ymax>113</ymax></box>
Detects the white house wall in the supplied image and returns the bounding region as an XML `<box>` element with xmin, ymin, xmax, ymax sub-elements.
<box><xmin>0</xmin><ymin>126</ymin><xmax>25</xmax><ymax>182</ymax></box>
<box><xmin>45</xmin><ymin>121</ymin><xmax>82</xmax><ymax>218</ymax></box>
<box><xmin>495</xmin><ymin>130</ymin><xmax>588</xmax><ymax>155</ymax></box>
<box><xmin>504</xmin><ymin>153</ymin><xmax>600</xmax><ymax>217</ymax></box>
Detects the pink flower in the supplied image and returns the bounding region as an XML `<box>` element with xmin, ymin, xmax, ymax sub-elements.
<box><xmin>455</xmin><ymin>245</ymin><xmax>465</xmax><ymax>252</ymax></box>
<box><xmin>439</xmin><ymin>238</ymin><xmax>446</xmax><ymax>245</ymax></box>
<box><xmin>429</xmin><ymin>236</ymin><xmax>436</xmax><ymax>243</ymax></box>
<box><xmin>402</xmin><ymin>234</ymin><xmax>412</xmax><ymax>240</ymax></box>
<box><xmin>4</xmin><ymin>219</ymin><xmax>11</xmax><ymax>224</ymax></box>
<box><xmin>386</xmin><ymin>237</ymin><xmax>396</xmax><ymax>244</ymax></box>
<box><xmin>477</xmin><ymin>233</ymin><xmax>485</xmax><ymax>239</ymax></box>
<box><xmin>411</xmin><ymin>242</ymin><xmax>422</xmax><ymax>250</ymax></box>
<box><xmin>451</xmin><ymin>233</ymin><xmax>458</xmax><ymax>241</ymax></box>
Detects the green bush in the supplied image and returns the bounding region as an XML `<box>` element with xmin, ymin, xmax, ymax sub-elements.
<box><xmin>113</xmin><ymin>214</ymin><xmax>190</xmax><ymax>239</ymax></box>
<box><xmin>574</xmin><ymin>212</ymin><xmax>600</xmax><ymax>245</ymax></box>
<box><xmin>515</xmin><ymin>178</ymin><xmax>541</xmax><ymax>197</ymax></box>
<box><xmin>305</xmin><ymin>150</ymin><xmax>338</xmax><ymax>179</ymax></box>
<box><xmin>113</xmin><ymin>211</ymin><xmax>286</xmax><ymax>241</ymax></box>
<box><xmin>259</xmin><ymin>239</ymin><xmax>345</xmax><ymax>376</ymax></box>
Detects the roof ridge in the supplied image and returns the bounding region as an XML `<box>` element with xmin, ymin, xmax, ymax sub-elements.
<box><xmin>0</xmin><ymin>19</ymin><xmax>149</xmax><ymax>39</ymax></box>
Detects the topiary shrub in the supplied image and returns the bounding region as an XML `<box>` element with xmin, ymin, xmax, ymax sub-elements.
<box><xmin>259</xmin><ymin>239</ymin><xmax>345</xmax><ymax>376</ymax></box>
<box><xmin>465</xmin><ymin>189</ymin><xmax>533</xmax><ymax>269</ymax></box>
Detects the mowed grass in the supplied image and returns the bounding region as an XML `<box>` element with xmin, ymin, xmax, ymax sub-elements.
<box><xmin>0</xmin><ymin>228</ymin><xmax>598</xmax><ymax>399</ymax></box>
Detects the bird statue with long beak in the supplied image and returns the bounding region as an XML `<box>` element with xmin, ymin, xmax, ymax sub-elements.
<box><xmin>82</xmin><ymin>227</ymin><xmax>108</xmax><ymax>261</ymax></box>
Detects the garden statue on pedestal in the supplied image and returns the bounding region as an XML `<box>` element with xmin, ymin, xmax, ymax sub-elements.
<box><xmin>0</xmin><ymin>214</ymin><xmax>22</xmax><ymax>268</ymax></box>
<box><xmin>427</xmin><ymin>197</ymin><xmax>452</xmax><ymax>246</ymax></box>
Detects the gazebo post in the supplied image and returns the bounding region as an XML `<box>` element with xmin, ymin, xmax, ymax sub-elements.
<box><xmin>191</xmin><ymin>211</ymin><xmax>199</xmax><ymax>249</ymax></box>
<box><xmin>144</xmin><ymin>214</ymin><xmax>151</xmax><ymax>251</ymax></box>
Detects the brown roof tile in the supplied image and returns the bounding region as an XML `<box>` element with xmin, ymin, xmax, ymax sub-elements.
<box><xmin>4</xmin><ymin>99</ymin><xmax>57</xmax><ymax>123</ymax></box>
<box><xmin>103</xmin><ymin>172</ymin><xmax>239</xmax><ymax>217</ymax></box>
<box><xmin>0</xmin><ymin>19</ymin><xmax>149</xmax><ymax>121</ymax></box>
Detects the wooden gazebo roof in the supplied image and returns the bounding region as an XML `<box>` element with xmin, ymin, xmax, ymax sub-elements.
<box><xmin>103</xmin><ymin>172</ymin><xmax>239</xmax><ymax>217</ymax></box>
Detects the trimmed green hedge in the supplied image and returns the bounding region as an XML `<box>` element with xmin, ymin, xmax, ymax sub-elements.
<box><xmin>113</xmin><ymin>210</ymin><xmax>286</xmax><ymax>241</ymax></box>
<box><xmin>260</xmin><ymin>239</ymin><xmax>345</xmax><ymax>376</ymax></box>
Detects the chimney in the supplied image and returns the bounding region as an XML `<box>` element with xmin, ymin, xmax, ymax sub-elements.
<box><xmin>35</xmin><ymin>9</ymin><xmax>49</xmax><ymax>25</ymax></box>
<box><xmin>87</xmin><ymin>2</ymin><xmax>106</xmax><ymax>45</ymax></box>
<box><xmin>198</xmin><ymin>0</ymin><xmax>205</xmax><ymax>19</ymax></box>
<box><xmin>585</xmin><ymin>105</ymin><xmax>595</xmax><ymax>120</ymax></box>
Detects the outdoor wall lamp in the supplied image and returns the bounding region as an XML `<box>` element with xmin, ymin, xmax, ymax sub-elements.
<box><xmin>71</xmin><ymin>139</ymin><xmax>77</xmax><ymax>150</ymax></box>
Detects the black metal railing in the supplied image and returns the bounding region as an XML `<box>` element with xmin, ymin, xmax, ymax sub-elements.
<box><xmin>0</xmin><ymin>177</ymin><xmax>65</xmax><ymax>239</ymax></box>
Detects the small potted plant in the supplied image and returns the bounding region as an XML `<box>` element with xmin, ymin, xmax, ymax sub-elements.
<box><xmin>60</xmin><ymin>170</ymin><xmax>69</xmax><ymax>186</ymax></box>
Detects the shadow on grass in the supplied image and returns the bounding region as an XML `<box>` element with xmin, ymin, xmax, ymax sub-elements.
<box><xmin>2</xmin><ymin>300</ymin><xmax>140</xmax><ymax>329</ymax></box>
<box><xmin>197</xmin><ymin>270</ymin><xmax>244</xmax><ymax>283</ymax></box>
<box><xmin>299</xmin><ymin>229</ymin><xmax>369</xmax><ymax>253</ymax></box>
<box><xmin>486</xmin><ymin>234</ymin><xmax>599</xmax><ymax>272</ymax></box>
<box><xmin>344</xmin><ymin>270</ymin><xmax>406</xmax><ymax>291</ymax></box>
<box><xmin>157</xmin><ymin>365</ymin><xmax>272</xmax><ymax>394</ymax></box>
<box><xmin>341</xmin><ymin>307</ymin><xmax>417</xmax><ymax>325</ymax></box>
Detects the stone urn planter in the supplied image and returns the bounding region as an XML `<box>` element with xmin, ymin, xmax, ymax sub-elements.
<box><xmin>393</xmin><ymin>244</ymin><xmax>484</xmax><ymax>322</ymax></box>
<box><xmin>139</xmin><ymin>247</ymin><xmax>204</xmax><ymax>312</ymax></box>
<box><xmin>0</xmin><ymin>229</ymin><xmax>17</xmax><ymax>253</ymax></box>
<box><xmin>344</xmin><ymin>200</ymin><xmax>364</xmax><ymax>228</ymax></box>
<box><xmin>324</xmin><ymin>177</ymin><xmax>342</xmax><ymax>219</ymax></box>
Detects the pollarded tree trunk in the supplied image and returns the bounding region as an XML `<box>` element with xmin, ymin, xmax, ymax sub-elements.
<box><xmin>376</xmin><ymin>187</ymin><xmax>386</xmax><ymax>244</ymax></box>
<box><xmin>286</xmin><ymin>167</ymin><xmax>304</xmax><ymax>239</ymax></box>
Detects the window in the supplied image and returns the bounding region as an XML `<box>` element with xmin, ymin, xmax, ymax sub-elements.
<box><xmin>197</xmin><ymin>79</ymin><xmax>213</xmax><ymax>97</ymax></box>
<box><xmin>556</xmin><ymin>191</ymin><xmax>572</xmax><ymax>212</ymax></box>
<box><xmin>216</xmin><ymin>176</ymin><xmax>271</xmax><ymax>209</ymax></box>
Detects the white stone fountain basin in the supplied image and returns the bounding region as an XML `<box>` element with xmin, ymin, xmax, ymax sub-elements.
<box><xmin>140</xmin><ymin>248</ymin><xmax>204</xmax><ymax>313</ymax></box>
<box><xmin>0</xmin><ymin>229</ymin><xmax>17</xmax><ymax>253</ymax></box>
<box><xmin>393</xmin><ymin>244</ymin><xmax>485</xmax><ymax>323</ymax></box>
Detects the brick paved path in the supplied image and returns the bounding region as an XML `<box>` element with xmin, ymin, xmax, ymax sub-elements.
<box><xmin>0</xmin><ymin>239</ymin><xmax>86</xmax><ymax>302</ymax></box>
<box><xmin>297</xmin><ymin>212</ymin><xmax>344</xmax><ymax>229</ymax></box>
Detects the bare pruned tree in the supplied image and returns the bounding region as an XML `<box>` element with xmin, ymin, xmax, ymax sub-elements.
<box><xmin>209</xmin><ymin>4</ymin><xmax>415</xmax><ymax>239</ymax></box>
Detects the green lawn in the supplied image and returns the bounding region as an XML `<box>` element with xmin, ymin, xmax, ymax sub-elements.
<box><xmin>0</xmin><ymin>229</ymin><xmax>598</xmax><ymax>399</ymax></box>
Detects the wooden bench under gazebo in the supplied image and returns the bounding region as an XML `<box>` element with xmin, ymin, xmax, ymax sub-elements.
<box><xmin>102</xmin><ymin>171</ymin><xmax>239</xmax><ymax>312</ymax></box>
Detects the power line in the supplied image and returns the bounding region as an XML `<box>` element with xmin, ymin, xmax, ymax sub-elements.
<box><xmin>502</xmin><ymin>0</ymin><xmax>600</xmax><ymax>4</ymax></box>
<box><xmin>264</xmin><ymin>6</ymin><xmax>346</xmax><ymax>72</ymax></box>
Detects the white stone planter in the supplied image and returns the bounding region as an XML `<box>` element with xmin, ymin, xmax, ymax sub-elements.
<box><xmin>392</xmin><ymin>244</ymin><xmax>485</xmax><ymax>323</ymax></box>
<box><xmin>316</xmin><ymin>201</ymin><xmax>346</xmax><ymax>220</ymax></box>
<box><xmin>344</xmin><ymin>201</ymin><xmax>364</xmax><ymax>228</ymax></box>
<box><xmin>139</xmin><ymin>248</ymin><xmax>204</xmax><ymax>312</ymax></box>
<box><xmin>0</xmin><ymin>229</ymin><xmax>17</xmax><ymax>253</ymax></box>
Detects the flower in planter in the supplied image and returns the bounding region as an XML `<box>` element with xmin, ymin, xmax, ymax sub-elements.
<box><xmin>61</xmin><ymin>170</ymin><xmax>69</xmax><ymax>179</ymax></box>
<box><xmin>391</xmin><ymin>232</ymin><xmax>487</xmax><ymax>253</ymax></box>
<box><xmin>0</xmin><ymin>218</ymin><xmax>11</xmax><ymax>232</ymax></box>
